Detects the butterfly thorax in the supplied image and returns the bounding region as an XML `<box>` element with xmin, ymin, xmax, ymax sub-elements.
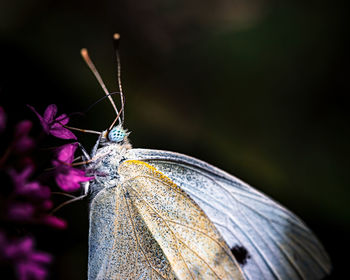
<box><xmin>87</xmin><ymin>139</ymin><xmax>132</xmax><ymax>200</ymax></box>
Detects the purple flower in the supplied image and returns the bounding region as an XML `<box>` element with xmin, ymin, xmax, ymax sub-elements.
<box><xmin>12</xmin><ymin>120</ymin><xmax>35</xmax><ymax>153</ymax></box>
<box><xmin>7</xmin><ymin>166</ymin><xmax>66</xmax><ymax>229</ymax></box>
<box><xmin>7</xmin><ymin>202</ymin><xmax>35</xmax><ymax>222</ymax></box>
<box><xmin>0</xmin><ymin>106</ymin><xmax>6</xmax><ymax>133</ymax></box>
<box><xmin>9</xmin><ymin>166</ymin><xmax>51</xmax><ymax>200</ymax></box>
<box><xmin>0</xmin><ymin>232</ymin><xmax>52</xmax><ymax>280</ymax></box>
<box><xmin>17</xmin><ymin>181</ymin><xmax>51</xmax><ymax>200</ymax></box>
<box><xmin>27</xmin><ymin>104</ymin><xmax>77</xmax><ymax>140</ymax></box>
<box><xmin>52</xmin><ymin>143</ymin><xmax>94</xmax><ymax>192</ymax></box>
<box><xmin>42</xmin><ymin>216</ymin><xmax>67</xmax><ymax>229</ymax></box>
<box><xmin>9</xmin><ymin>165</ymin><xmax>34</xmax><ymax>187</ymax></box>
<box><xmin>1</xmin><ymin>106</ymin><xmax>69</xmax><ymax>279</ymax></box>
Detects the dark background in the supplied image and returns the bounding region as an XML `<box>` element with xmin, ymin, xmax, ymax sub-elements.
<box><xmin>1</xmin><ymin>0</ymin><xmax>349</xmax><ymax>279</ymax></box>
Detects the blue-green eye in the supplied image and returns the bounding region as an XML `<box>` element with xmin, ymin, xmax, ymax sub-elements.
<box><xmin>108</xmin><ymin>127</ymin><xmax>126</xmax><ymax>142</ymax></box>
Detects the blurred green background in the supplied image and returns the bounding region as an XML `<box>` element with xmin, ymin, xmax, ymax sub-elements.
<box><xmin>1</xmin><ymin>0</ymin><xmax>349</xmax><ymax>279</ymax></box>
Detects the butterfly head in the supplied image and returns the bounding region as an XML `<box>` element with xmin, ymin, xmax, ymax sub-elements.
<box><xmin>107</xmin><ymin>125</ymin><xmax>129</xmax><ymax>143</ymax></box>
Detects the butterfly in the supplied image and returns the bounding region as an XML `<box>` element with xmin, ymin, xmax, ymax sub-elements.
<box><xmin>79</xmin><ymin>34</ymin><xmax>331</xmax><ymax>280</ymax></box>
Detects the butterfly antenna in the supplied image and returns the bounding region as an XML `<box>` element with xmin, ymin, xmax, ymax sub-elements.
<box><xmin>80</xmin><ymin>48</ymin><xmax>120</xmax><ymax>117</ymax></box>
<box><xmin>84</xmin><ymin>92</ymin><xmax>121</xmax><ymax>114</ymax></box>
<box><xmin>113</xmin><ymin>33</ymin><xmax>125</xmax><ymax>125</ymax></box>
<box><xmin>108</xmin><ymin>99</ymin><xmax>124</xmax><ymax>131</ymax></box>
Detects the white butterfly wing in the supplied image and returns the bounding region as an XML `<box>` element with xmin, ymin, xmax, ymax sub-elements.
<box><xmin>88</xmin><ymin>179</ymin><xmax>179</xmax><ymax>280</ymax></box>
<box><xmin>126</xmin><ymin>148</ymin><xmax>332</xmax><ymax>280</ymax></box>
<box><xmin>88</xmin><ymin>159</ymin><xmax>245</xmax><ymax>280</ymax></box>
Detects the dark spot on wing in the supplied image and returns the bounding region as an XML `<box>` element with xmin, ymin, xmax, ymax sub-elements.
<box><xmin>231</xmin><ymin>245</ymin><xmax>250</xmax><ymax>266</ymax></box>
<box><xmin>124</xmin><ymin>190</ymin><xmax>130</xmax><ymax>199</ymax></box>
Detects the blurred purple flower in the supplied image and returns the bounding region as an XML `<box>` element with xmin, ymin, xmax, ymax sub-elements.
<box><xmin>0</xmin><ymin>232</ymin><xmax>52</xmax><ymax>280</ymax></box>
<box><xmin>0</xmin><ymin>106</ymin><xmax>6</xmax><ymax>133</ymax></box>
<box><xmin>17</xmin><ymin>181</ymin><xmax>51</xmax><ymax>200</ymax></box>
<box><xmin>7</xmin><ymin>203</ymin><xmax>35</xmax><ymax>222</ymax></box>
<box><xmin>52</xmin><ymin>143</ymin><xmax>93</xmax><ymax>192</ymax></box>
<box><xmin>1</xmin><ymin>106</ymin><xmax>70</xmax><ymax>279</ymax></box>
<box><xmin>42</xmin><ymin>216</ymin><xmax>67</xmax><ymax>229</ymax></box>
<box><xmin>9</xmin><ymin>165</ymin><xmax>34</xmax><ymax>186</ymax></box>
<box><xmin>12</xmin><ymin>121</ymin><xmax>36</xmax><ymax>153</ymax></box>
<box><xmin>7</xmin><ymin>166</ymin><xmax>67</xmax><ymax>229</ymax></box>
<box><xmin>9</xmin><ymin>166</ymin><xmax>51</xmax><ymax>200</ymax></box>
<box><xmin>27</xmin><ymin>104</ymin><xmax>77</xmax><ymax>140</ymax></box>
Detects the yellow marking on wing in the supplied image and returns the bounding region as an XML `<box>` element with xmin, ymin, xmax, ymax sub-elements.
<box><xmin>122</xmin><ymin>160</ymin><xmax>182</xmax><ymax>190</ymax></box>
<box><xmin>119</xmin><ymin>160</ymin><xmax>245</xmax><ymax>280</ymax></box>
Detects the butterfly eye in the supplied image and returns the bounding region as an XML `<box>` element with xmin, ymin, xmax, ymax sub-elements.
<box><xmin>108</xmin><ymin>127</ymin><xmax>126</xmax><ymax>142</ymax></box>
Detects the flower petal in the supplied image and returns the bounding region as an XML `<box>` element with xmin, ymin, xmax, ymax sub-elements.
<box><xmin>55</xmin><ymin>143</ymin><xmax>78</xmax><ymax>164</ymax></box>
<box><xmin>9</xmin><ymin>165</ymin><xmax>34</xmax><ymax>187</ymax></box>
<box><xmin>5</xmin><ymin>236</ymin><xmax>33</xmax><ymax>257</ymax></box>
<box><xmin>17</xmin><ymin>262</ymin><xmax>48</xmax><ymax>280</ymax></box>
<box><xmin>43</xmin><ymin>216</ymin><xmax>67</xmax><ymax>229</ymax></box>
<box><xmin>70</xmin><ymin>168</ymin><xmax>94</xmax><ymax>182</ymax></box>
<box><xmin>0</xmin><ymin>106</ymin><xmax>6</xmax><ymax>133</ymax></box>
<box><xmin>27</xmin><ymin>105</ymin><xmax>49</xmax><ymax>133</ymax></box>
<box><xmin>55</xmin><ymin>172</ymin><xmax>80</xmax><ymax>192</ymax></box>
<box><xmin>31</xmin><ymin>252</ymin><xmax>52</xmax><ymax>263</ymax></box>
<box><xmin>12</xmin><ymin>120</ymin><xmax>35</xmax><ymax>153</ymax></box>
<box><xmin>41</xmin><ymin>200</ymin><xmax>53</xmax><ymax>210</ymax></box>
<box><xmin>43</xmin><ymin>104</ymin><xmax>57</xmax><ymax>124</ymax></box>
<box><xmin>50</xmin><ymin>126</ymin><xmax>77</xmax><ymax>140</ymax></box>
<box><xmin>13</xmin><ymin>137</ymin><xmax>35</xmax><ymax>153</ymax></box>
<box><xmin>55</xmin><ymin>168</ymin><xmax>93</xmax><ymax>192</ymax></box>
<box><xmin>14</xmin><ymin>120</ymin><xmax>32</xmax><ymax>137</ymax></box>
<box><xmin>7</xmin><ymin>203</ymin><xmax>34</xmax><ymax>221</ymax></box>
<box><xmin>55</xmin><ymin>114</ymin><xmax>70</xmax><ymax>125</ymax></box>
<box><xmin>17</xmin><ymin>182</ymin><xmax>51</xmax><ymax>199</ymax></box>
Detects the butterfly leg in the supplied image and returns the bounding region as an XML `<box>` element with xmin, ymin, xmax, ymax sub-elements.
<box><xmin>77</xmin><ymin>142</ymin><xmax>91</xmax><ymax>162</ymax></box>
<box><xmin>90</xmin><ymin>133</ymin><xmax>102</xmax><ymax>158</ymax></box>
<box><xmin>51</xmin><ymin>192</ymin><xmax>88</xmax><ymax>213</ymax></box>
<box><xmin>76</xmin><ymin>142</ymin><xmax>92</xmax><ymax>195</ymax></box>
